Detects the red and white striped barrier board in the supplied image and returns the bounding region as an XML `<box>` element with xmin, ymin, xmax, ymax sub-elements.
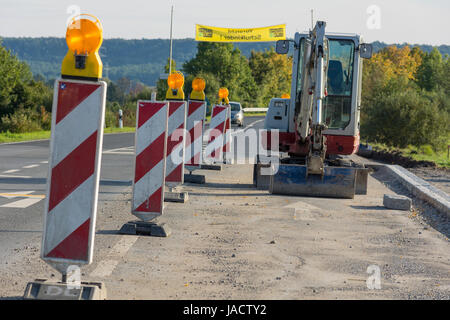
<box><xmin>42</xmin><ymin>79</ymin><xmax>106</xmax><ymax>267</ymax></box>
<box><xmin>222</xmin><ymin>105</ymin><xmax>233</xmax><ymax>164</ymax></box>
<box><xmin>166</xmin><ymin>101</ymin><xmax>187</xmax><ymax>186</ymax></box>
<box><xmin>185</xmin><ymin>100</ymin><xmax>206</xmax><ymax>171</ymax></box>
<box><xmin>204</xmin><ymin>105</ymin><xmax>228</xmax><ymax>163</ymax></box>
<box><xmin>132</xmin><ymin>101</ymin><xmax>169</xmax><ymax>222</ymax></box>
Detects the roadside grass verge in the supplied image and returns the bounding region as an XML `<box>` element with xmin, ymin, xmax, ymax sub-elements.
<box><xmin>244</xmin><ymin>112</ymin><xmax>267</xmax><ymax>117</ymax></box>
<box><xmin>0</xmin><ymin>130</ymin><xmax>51</xmax><ymax>144</ymax></box>
<box><xmin>0</xmin><ymin>127</ymin><xmax>136</xmax><ymax>144</ymax></box>
<box><xmin>367</xmin><ymin>142</ymin><xmax>450</xmax><ymax>168</ymax></box>
<box><xmin>104</xmin><ymin>127</ymin><xmax>135</xmax><ymax>134</ymax></box>
<box><xmin>205</xmin><ymin>112</ymin><xmax>266</xmax><ymax>123</ymax></box>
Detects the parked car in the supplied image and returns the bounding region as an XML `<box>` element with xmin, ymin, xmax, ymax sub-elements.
<box><xmin>230</xmin><ymin>102</ymin><xmax>244</xmax><ymax>127</ymax></box>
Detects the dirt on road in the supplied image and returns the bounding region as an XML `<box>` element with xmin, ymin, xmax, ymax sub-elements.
<box><xmin>0</xmin><ymin>164</ymin><xmax>449</xmax><ymax>300</ymax></box>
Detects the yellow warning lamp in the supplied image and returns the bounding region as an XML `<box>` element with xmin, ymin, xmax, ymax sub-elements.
<box><xmin>218</xmin><ymin>87</ymin><xmax>229</xmax><ymax>105</ymax></box>
<box><xmin>281</xmin><ymin>93</ymin><xmax>290</xmax><ymax>99</ymax></box>
<box><xmin>190</xmin><ymin>77</ymin><xmax>206</xmax><ymax>101</ymax></box>
<box><xmin>61</xmin><ymin>14</ymin><xmax>103</xmax><ymax>81</ymax></box>
<box><xmin>166</xmin><ymin>71</ymin><xmax>185</xmax><ymax>100</ymax></box>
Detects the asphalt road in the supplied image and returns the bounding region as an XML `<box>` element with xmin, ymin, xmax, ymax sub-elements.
<box><xmin>0</xmin><ymin>115</ymin><xmax>449</xmax><ymax>300</ymax></box>
<box><xmin>0</xmin><ymin>116</ymin><xmax>265</xmax><ymax>265</ymax></box>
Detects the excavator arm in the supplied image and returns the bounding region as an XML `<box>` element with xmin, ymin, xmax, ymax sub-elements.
<box><xmin>296</xmin><ymin>21</ymin><xmax>329</xmax><ymax>176</ymax></box>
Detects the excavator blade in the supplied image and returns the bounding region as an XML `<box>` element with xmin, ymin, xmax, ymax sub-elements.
<box><xmin>269</xmin><ymin>164</ymin><xmax>357</xmax><ymax>199</ymax></box>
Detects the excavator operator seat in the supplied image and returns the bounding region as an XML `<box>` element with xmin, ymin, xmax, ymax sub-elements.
<box><xmin>327</xmin><ymin>60</ymin><xmax>344</xmax><ymax>95</ymax></box>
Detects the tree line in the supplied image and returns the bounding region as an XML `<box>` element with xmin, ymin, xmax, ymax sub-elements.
<box><xmin>3</xmin><ymin>37</ymin><xmax>449</xmax><ymax>87</ymax></box>
<box><xmin>2</xmin><ymin>38</ymin><xmax>277</xmax><ymax>86</ymax></box>
<box><xmin>361</xmin><ymin>46</ymin><xmax>449</xmax><ymax>152</ymax></box>
<box><xmin>0</xmin><ymin>38</ymin><xmax>448</xmax><ymax>156</ymax></box>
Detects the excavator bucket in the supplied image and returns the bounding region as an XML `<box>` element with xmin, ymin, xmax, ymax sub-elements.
<box><xmin>269</xmin><ymin>164</ymin><xmax>357</xmax><ymax>199</ymax></box>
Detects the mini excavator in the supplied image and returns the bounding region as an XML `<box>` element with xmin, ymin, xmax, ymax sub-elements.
<box><xmin>259</xmin><ymin>21</ymin><xmax>373</xmax><ymax>198</ymax></box>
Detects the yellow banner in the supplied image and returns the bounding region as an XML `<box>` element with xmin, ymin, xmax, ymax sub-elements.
<box><xmin>195</xmin><ymin>24</ymin><xmax>286</xmax><ymax>42</ymax></box>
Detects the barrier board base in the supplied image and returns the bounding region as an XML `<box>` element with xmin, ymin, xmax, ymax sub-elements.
<box><xmin>200</xmin><ymin>164</ymin><xmax>222</xmax><ymax>171</ymax></box>
<box><xmin>23</xmin><ymin>279</ymin><xmax>106</xmax><ymax>300</ymax></box>
<box><xmin>164</xmin><ymin>191</ymin><xmax>189</xmax><ymax>203</ymax></box>
<box><xmin>119</xmin><ymin>221</ymin><xmax>171</xmax><ymax>237</ymax></box>
<box><xmin>184</xmin><ymin>173</ymin><xmax>206</xmax><ymax>184</ymax></box>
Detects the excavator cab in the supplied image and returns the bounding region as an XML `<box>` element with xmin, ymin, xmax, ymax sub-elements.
<box><xmin>270</xmin><ymin>33</ymin><xmax>371</xmax><ymax>154</ymax></box>
<box><xmin>262</xmin><ymin>24</ymin><xmax>373</xmax><ymax>198</ymax></box>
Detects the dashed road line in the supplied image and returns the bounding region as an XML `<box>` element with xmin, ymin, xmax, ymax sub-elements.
<box><xmin>90</xmin><ymin>235</ymin><xmax>139</xmax><ymax>278</ymax></box>
<box><xmin>0</xmin><ymin>193</ymin><xmax>45</xmax><ymax>198</ymax></box>
<box><xmin>2</xmin><ymin>169</ymin><xmax>20</xmax><ymax>174</ymax></box>
<box><xmin>1</xmin><ymin>197</ymin><xmax>43</xmax><ymax>208</ymax></box>
<box><xmin>231</xmin><ymin>119</ymin><xmax>264</xmax><ymax>136</ymax></box>
<box><xmin>0</xmin><ymin>174</ymin><xmax>32</xmax><ymax>178</ymax></box>
<box><xmin>23</xmin><ymin>164</ymin><xmax>39</xmax><ymax>169</ymax></box>
<box><xmin>0</xmin><ymin>191</ymin><xmax>45</xmax><ymax>208</ymax></box>
<box><xmin>103</xmin><ymin>146</ymin><xmax>134</xmax><ymax>155</ymax></box>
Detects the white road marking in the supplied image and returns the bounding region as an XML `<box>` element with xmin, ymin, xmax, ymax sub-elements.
<box><xmin>0</xmin><ymin>191</ymin><xmax>34</xmax><ymax>199</ymax></box>
<box><xmin>90</xmin><ymin>260</ymin><xmax>120</xmax><ymax>278</ymax></box>
<box><xmin>231</xmin><ymin>119</ymin><xmax>264</xmax><ymax>136</ymax></box>
<box><xmin>0</xmin><ymin>191</ymin><xmax>44</xmax><ymax>208</ymax></box>
<box><xmin>40</xmin><ymin>161</ymin><xmax>48</xmax><ymax>164</ymax></box>
<box><xmin>0</xmin><ymin>174</ymin><xmax>32</xmax><ymax>178</ymax></box>
<box><xmin>90</xmin><ymin>236</ymin><xmax>139</xmax><ymax>278</ymax></box>
<box><xmin>284</xmin><ymin>201</ymin><xmax>322</xmax><ymax>211</ymax></box>
<box><xmin>231</xmin><ymin>129</ymin><xmax>245</xmax><ymax>136</ymax></box>
<box><xmin>1</xmin><ymin>197</ymin><xmax>43</xmax><ymax>208</ymax></box>
<box><xmin>23</xmin><ymin>164</ymin><xmax>39</xmax><ymax>169</ymax></box>
<box><xmin>284</xmin><ymin>201</ymin><xmax>325</xmax><ymax>221</ymax></box>
<box><xmin>0</xmin><ymin>192</ymin><xmax>44</xmax><ymax>199</ymax></box>
<box><xmin>103</xmin><ymin>146</ymin><xmax>134</xmax><ymax>155</ymax></box>
<box><xmin>2</xmin><ymin>169</ymin><xmax>20</xmax><ymax>174</ymax></box>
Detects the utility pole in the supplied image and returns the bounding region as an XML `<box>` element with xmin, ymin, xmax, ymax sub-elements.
<box><xmin>169</xmin><ymin>5</ymin><xmax>174</xmax><ymax>76</ymax></box>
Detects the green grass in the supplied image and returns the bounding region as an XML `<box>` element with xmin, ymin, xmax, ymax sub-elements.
<box><xmin>0</xmin><ymin>127</ymin><xmax>136</xmax><ymax>144</ymax></box>
<box><xmin>103</xmin><ymin>127</ymin><xmax>135</xmax><ymax>134</ymax></box>
<box><xmin>0</xmin><ymin>130</ymin><xmax>52</xmax><ymax>144</ymax></box>
<box><xmin>205</xmin><ymin>112</ymin><xmax>266</xmax><ymax>123</ymax></box>
<box><xmin>367</xmin><ymin>142</ymin><xmax>450</xmax><ymax>168</ymax></box>
<box><xmin>244</xmin><ymin>112</ymin><xmax>267</xmax><ymax>117</ymax></box>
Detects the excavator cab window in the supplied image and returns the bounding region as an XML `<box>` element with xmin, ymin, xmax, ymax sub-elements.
<box><xmin>323</xmin><ymin>39</ymin><xmax>355</xmax><ymax>129</ymax></box>
<box><xmin>295</xmin><ymin>38</ymin><xmax>306</xmax><ymax>100</ymax></box>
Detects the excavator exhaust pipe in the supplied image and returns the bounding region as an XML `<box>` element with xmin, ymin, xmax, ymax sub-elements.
<box><xmin>269</xmin><ymin>164</ymin><xmax>357</xmax><ymax>199</ymax></box>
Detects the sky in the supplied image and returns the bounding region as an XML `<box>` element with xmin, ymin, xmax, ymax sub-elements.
<box><xmin>0</xmin><ymin>0</ymin><xmax>449</xmax><ymax>45</ymax></box>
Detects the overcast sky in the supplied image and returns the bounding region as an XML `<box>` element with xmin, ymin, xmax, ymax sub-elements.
<box><xmin>0</xmin><ymin>0</ymin><xmax>449</xmax><ymax>45</ymax></box>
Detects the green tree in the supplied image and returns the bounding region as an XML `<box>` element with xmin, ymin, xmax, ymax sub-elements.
<box><xmin>0</xmin><ymin>39</ymin><xmax>33</xmax><ymax>118</ymax></box>
<box><xmin>0</xmin><ymin>40</ymin><xmax>53</xmax><ymax>133</ymax></box>
<box><xmin>361</xmin><ymin>45</ymin><xmax>449</xmax><ymax>151</ymax></box>
<box><xmin>183</xmin><ymin>42</ymin><xmax>258</xmax><ymax>107</ymax></box>
<box><xmin>415</xmin><ymin>48</ymin><xmax>446</xmax><ymax>92</ymax></box>
<box><xmin>249</xmin><ymin>47</ymin><xmax>292</xmax><ymax>107</ymax></box>
<box><xmin>362</xmin><ymin>83</ymin><xmax>448</xmax><ymax>150</ymax></box>
<box><xmin>105</xmin><ymin>78</ymin><xmax>126</xmax><ymax>104</ymax></box>
<box><xmin>156</xmin><ymin>58</ymin><xmax>176</xmax><ymax>100</ymax></box>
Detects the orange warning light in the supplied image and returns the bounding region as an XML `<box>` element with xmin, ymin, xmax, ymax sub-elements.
<box><xmin>218</xmin><ymin>88</ymin><xmax>229</xmax><ymax>99</ymax></box>
<box><xmin>281</xmin><ymin>93</ymin><xmax>290</xmax><ymax>99</ymax></box>
<box><xmin>190</xmin><ymin>77</ymin><xmax>206</xmax><ymax>101</ymax></box>
<box><xmin>66</xmin><ymin>14</ymin><xmax>103</xmax><ymax>55</ymax></box>
<box><xmin>166</xmin><ymin>71</ymin><xmax>185</xmax><ymax>100</ymax></box>
<box><xmin>192</xmin><ymin>78</ymin><xmax>206</xmax><ymax>92</ymax></box>
<box><xmin>167</xmin><ymin>72</ymin><xmax>184</xmax><ymax>90</ymax></box>
<box><xmin>61</xmin><ymin>13</ymin><xmax>103</xmax><ymax>80</ymax></box>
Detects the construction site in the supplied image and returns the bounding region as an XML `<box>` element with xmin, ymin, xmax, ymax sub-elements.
<box><xmin>0</xmin><ymin>2</ymin><xmax>448</xmax><ymax>306</ymax></box>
